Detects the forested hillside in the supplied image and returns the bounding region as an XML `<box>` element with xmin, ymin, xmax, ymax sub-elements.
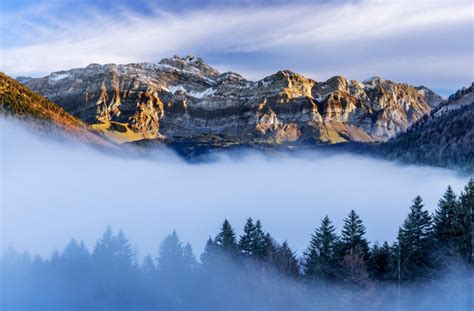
<box><xmin>0</xmin><ymin>72</ymin><xmax>112</xmax><ymax>146</ymax></box>
<box><xmin>378</xmin><ymin>84</ymin><xmax>473</xmax><ymax>173</ymax></box>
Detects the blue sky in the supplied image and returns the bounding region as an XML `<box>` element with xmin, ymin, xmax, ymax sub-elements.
<box><xmin>0</xmin><ymin>0</ymin><xmax>472</xmax><ymax>96</ymax></box>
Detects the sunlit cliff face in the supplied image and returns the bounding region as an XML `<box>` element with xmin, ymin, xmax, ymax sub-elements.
<box><xmin>0</xmin><ymin>119</ymin><xmax>469</xmax><ymax>258</ymax></box>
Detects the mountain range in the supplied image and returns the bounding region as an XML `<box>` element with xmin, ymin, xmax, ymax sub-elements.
<box><xmin>1</xmin><ymin>55</ymin><xmax>472</xmax><ymax>172</ymax></box>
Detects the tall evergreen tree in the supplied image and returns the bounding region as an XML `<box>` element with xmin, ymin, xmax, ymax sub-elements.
<box><xmin>239</xmin><ymin>218</ymin><xmax>255</xmax><ymax>256</ymax></box>
<box><xmin>251</xmin><ymin>220</ymin><xmax>267</xmax><ymax>258</ymax></box>
<box><xmin>215</xmin><ymin>219</ymin><xmax>238</xmax><ymax>255</ymax></box>
<box><xmin>398</xmin><ymin>196</ymin><xmax>433</xmax><ymax>281</ymax></box>
<box><xmin>303</xmin><ymin>215</ymin><xmax>338</xmax><ymax>280</ymax></box>
<box><xmin>459</xmin><ymin>179</ymin><xmax>474</xmax><ymax>264</ymax></box>
<box><xmin>61</xmin><ymin>239</ymin><xmax>90</xmax><ymax>266</ymax></box>
<box><xmin>115</xmin><ymin>229</ymin><xmax>134</xmax><ymax>268</ymax></box>
<box><xmin>93</xmin><ymin>226</ymin><xmax>115</xmax><ymax>263</ymax></box>
<box><xmin>340</xmin><ymin>210</ymin><xmax>369</xmax><ymax>258</ymax></box>
<box><xmin>157</xmin><ymin>230</ymin><xmax>184</xmax><ymax>272</ymax></box>
<box><xmin>183</xmin><ymin>242</ymin><xmax>198</xmax><ymax>270</ymax></box>
<box><xmin>433</xmin><ymin>186</ymin><xmax>462</xmax><ymax>256</ymax></box>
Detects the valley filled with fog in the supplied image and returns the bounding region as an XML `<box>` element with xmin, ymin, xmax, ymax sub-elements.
<box><xmin>0</xmin><ymin>120</ymin><xmax>469</xmax><ymax>258</ymax></box>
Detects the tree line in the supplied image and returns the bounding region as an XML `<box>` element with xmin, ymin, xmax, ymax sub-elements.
<box><xmin>1</xmin><ymin>179</ymin><xmax>473</xmax><ymax>310</ymax></box>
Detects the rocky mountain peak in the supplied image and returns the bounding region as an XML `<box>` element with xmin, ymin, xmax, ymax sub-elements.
<box><xmin>20</xmin><ymin>55</ymin><xmax>441</xmax><ymax>145</ymax></box>
<box><xmin>158</xmin><ymin>55</ymin><xmax>220</xmax><ymax>78</ymax></box>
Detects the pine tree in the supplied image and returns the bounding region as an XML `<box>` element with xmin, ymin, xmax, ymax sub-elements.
<box><xmin>215</xmin><ymin>219</ymin><xmax>238</xmax><ymax>255</ymax></box>
<box><xmin>61</xmin><ymin>239</ymin><xmax>89</xmax><ymax>266</ymax></box>
<box><xmin>200</xmin><ymin>237</ymin><xmax>218</xmax><ymax>270</ymax></box>
<box><xmin>239</xmin><ymin>218</ymin><xmax>255</xmax><ymax>256</ymax></box>
<box><xmin>93</xmin><ymin>226</ymin><xmax>116</xmax><ymax>268</ymax></box>
<box><xmin>183</xmin><ymin>242</ymin><xmax>198</xmax><ymax>270</ymax></box>
<box><xmin>157</xmin><ymin>230</ymin><xmax>184</xmax><ymax>273</ymax></box>
<box><xmin>115</xmin><ymin>229</ymin><xmax>134</xmax><ymax>268</ymax></box>
<box><xmin>303</xmin><ymin>215</ymin><xmax>338</xmax><ymax>281</ymax></box>
<box><xmin>459</xmin><ymin>179</ymin><xmax>474</xmax><ymax>264</ymax></box>
<box><xmin>250</xmin><ymin>220</ymin><xmax>267</xmax><ymax>258</ymax></box>
<box><xmin>340</xmin><ymin>210</ymin><xmax>369</xmax><ymax>258</ymax></box>
<box><xmin>433</xmin><ymin>186</ymin><xmax>461</xmax><ymax>256</ymax></box>
<box><xmin>398</xmin><ymin>196</ymin><xmax>433</xmax><ymax>281</ymax></box>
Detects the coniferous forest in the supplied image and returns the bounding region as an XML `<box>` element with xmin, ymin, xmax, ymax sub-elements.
<box><xmin>2</xmin><ymin>179</ymin><xmax>473</xmax><ymax>311</ymax></box>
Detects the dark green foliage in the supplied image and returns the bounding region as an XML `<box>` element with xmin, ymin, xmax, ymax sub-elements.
<box><xmin>458</xmin><ymin>178</ymin><xmax>474</xmax><ymax>264</ymax></box>
<box><xmin>339</xmin><ymin>210</ymin><xmax>370</xmax><ymax>258</ymax></box>
<box><xmin>215</xmin><ymin>219</ymin><xmax>238</xmax><ymax>255</ymax></box>
<box><xmin>368</xmin><ymin>242</ymin><xmax>392</xmax><ymax>280</ymax></box>
<box><xmin>238</xmin><ymin>218</ymin><xmax>255</xmax><ymax>256</ymax></box>
<box><xmin>303</xmin><ymin>215</ymin><xmax>338</xmax><ymax>281</ymax></box>
<box><xmin>238</xmin><ymin>218</ymin><xmax>266</xmax><ymax>258</ymax></box>
<box><xmin>251</xmin><ymin>220</ymin><xmax>267</xmax><ymax>258</ymax></box>
<box><xmin>398</xmin><ymin>196</ymin><xmax>434</xmax><ymax>281</ymax></box>
<box><xmin>433</xmin><ymin>186</ymin><xmax>463</xmax><ymax>257</ymax></box>
<box><xmin>380</xmin><ymin>100</ymin><xmax>474</xmax><ymax>173</ymax></box>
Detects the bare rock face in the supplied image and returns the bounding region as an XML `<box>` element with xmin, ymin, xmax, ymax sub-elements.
<box><xmin>379</xmin><ymin>83</ymin><xmax>473</xmax><ymax>173</ymax></box>
<box><xmin>23</xmin><ymin>56</ymin><xmax>439</xmax><ymax>144</ymax></box>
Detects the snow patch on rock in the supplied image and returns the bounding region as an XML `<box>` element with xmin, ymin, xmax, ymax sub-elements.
<box><xmin>49</xmin><ymin>73</ymin><xmax>69</xmax><ymax>83</ymax></box>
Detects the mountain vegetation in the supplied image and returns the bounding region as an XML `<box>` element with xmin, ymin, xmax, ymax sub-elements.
<box><xmin>379</xmin><ymin>84</ymin><xmax>473</xmax><ymax>173</ymax></box>
<box><xmin>0</xmin><ymin>72</ymin><xmax>111</xmax><ymax>146</ymax></box>
<box><xmin>2</xmin><ymin>179</ymin><xmax>473</xmax><ymax>310</ymax></box>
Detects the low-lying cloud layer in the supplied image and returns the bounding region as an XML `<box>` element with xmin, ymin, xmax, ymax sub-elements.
<box><xmin>1</xmin><ymin>0</ymin><xmax>472</xmax><ymax>95</ymax></box>
<box><xmin>0</xmin><ymin>120</ymin><xmax>470</xmax><ymax>258</ymax></box>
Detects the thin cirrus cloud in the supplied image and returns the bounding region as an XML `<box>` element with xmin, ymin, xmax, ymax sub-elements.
<box><xmin>0</xmin><ymin>0</ymin><xmax>472</xmax><ymax>95</ymax></box>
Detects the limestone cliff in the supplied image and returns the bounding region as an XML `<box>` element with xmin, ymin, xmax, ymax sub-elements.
<box><xmin>23</xmin><ymin>55</ymin><xmax>439</xmax><ymax>145</ymax></box>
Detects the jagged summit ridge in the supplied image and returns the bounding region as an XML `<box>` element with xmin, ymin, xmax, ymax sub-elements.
<box><xmin>21</xmin><ymin>55</ymin><xmax>440</xmax><ymax>145</ymax></box>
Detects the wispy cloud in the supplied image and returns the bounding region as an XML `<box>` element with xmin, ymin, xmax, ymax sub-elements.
<box><xmin>0</xmin><ymin>0</ymin><xmax>472</xmax><ymax>94</ymax></box>
<box><xmin>1</xmin><ymin>119</ymin><xmax>469</xmax><ymax>257</ymax></box>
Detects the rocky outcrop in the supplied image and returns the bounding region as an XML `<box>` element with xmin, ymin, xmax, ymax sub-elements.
<box><xmin>23</xmin><ymin>55</ymin><xmax>439</xmax><ymax>144</ymax></box>
<box><xmin>378</xmin><ymin>84</ymin><xmax>474</xmax><ymax>173</ymax></box>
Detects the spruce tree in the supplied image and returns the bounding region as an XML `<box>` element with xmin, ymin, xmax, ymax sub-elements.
<box><xmin>303</xmin><ymin>215</ymin><xmax>338</xmax><ymax>280</ymax></box>
<box><xmin>93</xmin><ymin>226</ymin><xmax>116</xmax><ymax>267</ymax></box>
<box><xmin>433</xmin><ymin>186</ymin><xmax>461</xmax><ymax>256</ymax></box>
<box><xmin>215</xmin><ymin>219</ymin><xmax>238</xmax><ymax>255</ymax></box>
<box><xmin>183</xmin><ymin>242</ymin><xmax>198</xmax><ymax>271</ymax></box>
<box><xmin>200</xmin><ymin>237</ymin><xmax>218</xmax><ymax>269</ymax></box>
<box><xmin>398</xmin><ymin>196</ymin><xmax>433</xmax><ymax>281</ymax></box>
<box><xmin>115</xmin><ymin>229</ymin><xmax>134</xmax><ymax>268</ymax></box>
<box><xmin>239</xmin><ymin>218</ymin><xmax>255</xmax><ymax>256</ymax></box>
<box><xmin>61</xmin><ymin>239</ymin><xmax>90</xmax><ymax>266</ymax></box>
<box><xmin>157</xmin><ymin>230</ymin><xmax>184</xmax><ymax>272</ymax></box>
<box><xmin>340</xmin><ymin>210</ymin><xmax>369</xmax><ymax>258</ymax></box>
<box><xmin>459</xmin><ymin>179</ymin><xmax>474</xmax><ymax>264</ymax></box>
<box><xmin>251</xmin><ymin>220</ymin><xmax>267</xmax><ymax>258</ymax></box>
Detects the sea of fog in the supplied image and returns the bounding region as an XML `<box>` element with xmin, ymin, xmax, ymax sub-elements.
<box><xmin>0</xmin><ymin>120</ymin><xmax>470</xmax><ymax>258</ymax></box>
